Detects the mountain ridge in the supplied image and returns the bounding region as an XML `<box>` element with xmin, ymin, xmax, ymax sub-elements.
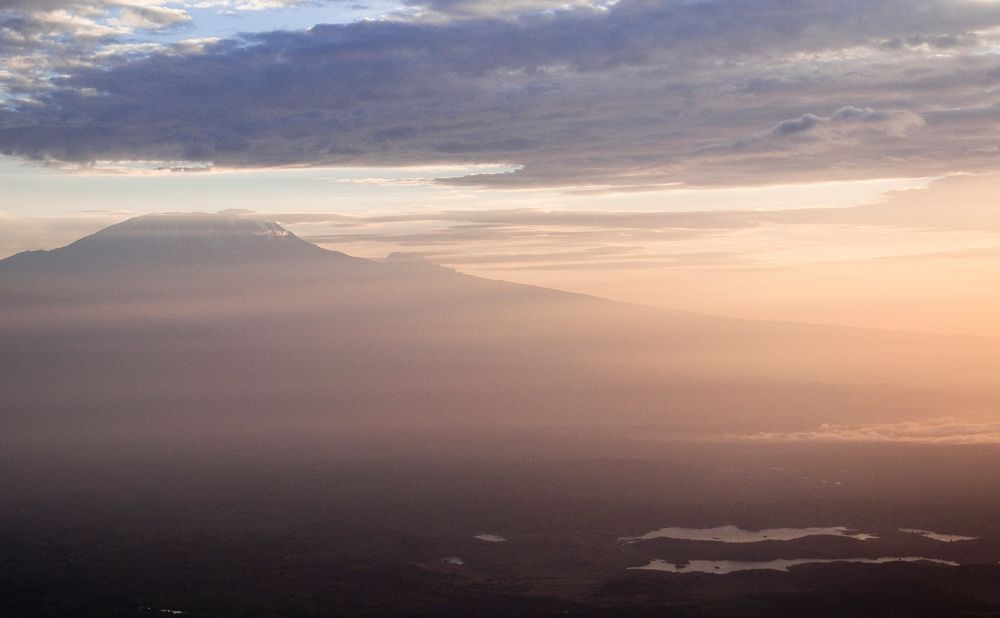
<box><xmin>2</xmin><ymin>212</ymin><xmax>999</xmax><ymax>445</ymax></box>
<box><xmin>2</xmin><ymin>212</ymin><xmax>998</xmax><ymax>341</ymax></box>
<box><xmin>0</xmin><ymin>212</ymin><xmax>351</xmax><ymax>270</ymax></box>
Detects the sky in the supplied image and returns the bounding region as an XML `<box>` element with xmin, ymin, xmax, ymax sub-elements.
<box><xmin>2</xmin><ymin>0</ymin><xmax>1000</xmax><ymax>335</ymax></box>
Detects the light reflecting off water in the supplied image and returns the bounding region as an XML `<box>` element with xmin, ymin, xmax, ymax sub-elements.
<box><xmin>621</xmin><ymin>525</ymin><xmax>877</xmax><ymax>544</ymax></box>
<box><xmin>899</xmin><ymin>529</ymin><xmax>976</xmax><ymax>542</ymax></box>
<box><xmin>442</xmin><ymin>557</ymin><xmax>465</xmax><ymax>565</ymax></box>
<box><xmin>633</xmin><ymin>557</ymin><xmax>959</xmax><ymax>574</ymax></box>
<box><xmin>474</xmin><ymin>534</ymin><xmax>507</xmax><ymax>543</ymax></box>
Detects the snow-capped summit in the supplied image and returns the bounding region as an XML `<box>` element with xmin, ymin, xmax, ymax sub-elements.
<box><xmin>1</xmin><ymin>212</ymin><xmax>342</xmax><ymax>270</ymax></box>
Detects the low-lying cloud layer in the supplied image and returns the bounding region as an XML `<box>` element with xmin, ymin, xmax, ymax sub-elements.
<box><xmin>740</xmin><ymin>419</ymin><xmax>1000</xmax><ymax>445</ymax></box>
<box><xmin>276</xmin><ymin>173</ymin><xmax>1000</xmax><ymax>259</ymax></box>
<box><xmin>2</xmin><ymin>0</ymin><xmax>1000</xmax><ymax>187</ymax></box>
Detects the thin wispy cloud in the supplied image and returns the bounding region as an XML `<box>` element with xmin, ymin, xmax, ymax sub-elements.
<box><xmin>739</xmin><ymin>418</ymin><xmax>1000</xmax><ymax>445</ymax></box>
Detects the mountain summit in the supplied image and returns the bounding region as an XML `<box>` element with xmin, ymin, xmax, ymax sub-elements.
<box><xmin>2</xmin><ymin>214</ymin><xmax>998</xmax><ymax>443</ymax></box>
<box><xmin>1</xmin><ymin>212</ymin><xmax>341</xmax><ymax>270</ymax></box>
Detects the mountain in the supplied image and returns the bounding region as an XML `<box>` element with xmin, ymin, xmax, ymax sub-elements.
<box><xmin>0</xmin><ymin>213</ymin><xmax>345</xmax><ymax>270</ymax></box>
<box><xmin>2</xmin><ymin>213</ymin><xmax>998</xmax><ymax>452</ymax></box>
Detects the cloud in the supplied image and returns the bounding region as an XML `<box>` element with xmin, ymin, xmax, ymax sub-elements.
<box><xmin>280</xmin><ymin>173</ymin><xmax>1000</xmax><ymax>238</ymax></box>
<box><xmin>110</xmin><ymin>6</ymin><xmax>193</xmax><ymax>30</ymax></box>
<box><xmin>396</xmin><ymin>0</ymin><xmax>615</xmax><ymax>21</ymax></box>
<box><xmin>686</xmin><ymin>106</ymin><xmax>929</xmax><ymax>182</ymax></box>
<box><xmin>702</xmin><ymin>106</ymin><xmax>926</xmax><ymax>155</ymax></box>
<box><xmin>0</xmin><ymin>1</ymin><xmax>198</xmax><ymax>99</ymax></box>
<box><xmin>216</xmin><ymin>174</ymin><xmax>991</xmax><ymax>260</ymax></box>
<box><xmin>738</xmin><ymin>418</ymin><xmax>1000</xmax><ymax>444</ymax></box>
<box><xmin>0</xmin><ymin>1</ymin><xmax>193</xmax><ymax>43</ymax></box>
<box><xmin>1</xmin><ymin>0</ymin><xmax>1000</xmax><ymax>187</ymax></box>
<box><xmin>879</xmin><ymin>32</ymin><xmax>983</xmax><ymax>51</ymax></box>
<box><xmin>0</xmin><ymin>0</ymin><xmax>323</xmax><ymax>98</ymax></box>
<box><xmin>253</xmin><ymin>173</ymin><xmax>1000</xmax><ymax>282</ymax></box>
<box><xmin>186</xmin><ymin>1</ymin><xmax>327</xmax><ymax>10</ymax></box>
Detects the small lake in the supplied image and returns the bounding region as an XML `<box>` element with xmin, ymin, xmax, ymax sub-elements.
<box><xmin>899</xmin><ymin>528</ymin><xmax>976</xmax><ymax>542</ymax></box>
<box><xmin>633</xmin><ymin>556</ymin><xmax>959</xmax><ymax>574</ymax></box>
<box><xmin>621</xmin><ymin>525</ymin><xmax>877</xmax><ymax>543</ymax></box>
<box><xmin>474</xmin><ymin>534</ymin><xmax>507</xmax><ymax>543</ymax></box>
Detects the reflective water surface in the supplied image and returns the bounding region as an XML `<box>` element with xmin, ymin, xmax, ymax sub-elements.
<box><xmin>633</xmin><ymin>557</ymin><xmax>959</xmax><ymax>574</ymax></box>
<box><xmin>621</xmin><ymin>525</ymin><xmax>877</xmax><ymax>543</ymax></box>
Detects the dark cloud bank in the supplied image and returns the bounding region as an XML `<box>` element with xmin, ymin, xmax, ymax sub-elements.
<box><xmin>2</xmin><ymin>0</ymin><xmax>1000</xmax><ymax>187</ymax></box>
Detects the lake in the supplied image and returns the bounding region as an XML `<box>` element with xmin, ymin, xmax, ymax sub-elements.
<box><xmin>621</xmin><ymin>525</ymin><xmax>877</xmax><ymax>543</ymax></box>
<box><xmin>633</xmin><ymin>557</ymin><xmax>959</xmax><ymax>574</ymax></box>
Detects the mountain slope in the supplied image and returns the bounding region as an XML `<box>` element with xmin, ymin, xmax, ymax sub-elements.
<box><xmin>1</xmin><ymin>213</ymin><xmax>998</xmax><ymax>449</ymax></box>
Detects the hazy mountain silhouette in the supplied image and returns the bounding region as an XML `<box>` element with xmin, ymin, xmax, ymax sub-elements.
<box><xmin>0</xmin><ymin>213</ymin><xmax>347</xmax><ymax>270</ymax></box>
<box><xmin>2</xmin><ymin>213</ymin><xmax>998</xmax><ymax>451</ymax></box>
